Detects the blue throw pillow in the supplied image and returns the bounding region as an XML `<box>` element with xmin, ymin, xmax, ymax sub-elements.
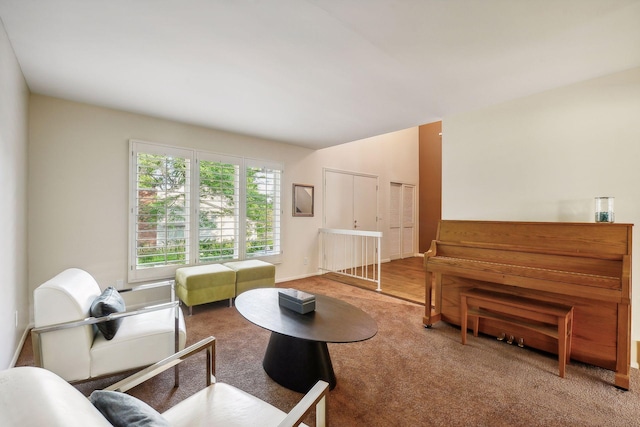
<box><xmin>90</xmin><ymin>287</ymin><xmax>125</xmax><ymax>340</ymax></box>
<box><xmin>90</xmin><ymin>390</ymin><xmax>170</xmax><ymax>427</ymax></box>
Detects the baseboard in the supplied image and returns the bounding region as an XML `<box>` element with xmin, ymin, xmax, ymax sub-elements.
<box><xmin>276</xmin><ymin>271</ymin><xmax>322</xmax><ymax>283</ymax></box>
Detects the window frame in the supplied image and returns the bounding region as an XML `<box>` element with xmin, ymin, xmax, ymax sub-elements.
<box><xmin>129</xmin><ymin>140</ymin><xmax>283</xmax><ymax>283</ymax></box>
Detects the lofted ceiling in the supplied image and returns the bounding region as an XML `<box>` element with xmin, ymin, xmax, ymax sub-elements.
<box><xmin>1</xmin><ymin>0</ymin><xmax>639</xmax><ymax>149</ymax></box>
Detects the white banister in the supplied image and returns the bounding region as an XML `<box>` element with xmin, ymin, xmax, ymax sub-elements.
<box><xmin>319</xmin><ymin>228</ymin><xmax>382</xmax><ymax>292</ymax></box>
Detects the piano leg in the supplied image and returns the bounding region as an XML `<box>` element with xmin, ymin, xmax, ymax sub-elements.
<box><xmin>423</xmin><ymin>270</ymin><xmax>442</xmax><ymax>327</ymax></box>
<box><xmin>614</xmin><ymin>302</ymin><xmax>631</xmax><ymax>390</ymax></box>
<box><xmin>424</xmin><ymin>270</ymin><xmax>434</xmax><ymax>326</ymax></box>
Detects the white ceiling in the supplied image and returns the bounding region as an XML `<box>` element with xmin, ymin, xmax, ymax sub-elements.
<box><xmin>2</xmin><ymin>0</ymin><xmax>640</xmax><ymax>149</ymax></box>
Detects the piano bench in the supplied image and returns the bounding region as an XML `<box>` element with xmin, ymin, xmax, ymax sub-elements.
<box><xmin>460</xmin><ymin>288</ymin><xmax>574</xmax><ymax>378</ymax></box>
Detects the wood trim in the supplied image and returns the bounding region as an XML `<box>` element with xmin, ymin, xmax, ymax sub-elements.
<box><xmin>418</xmin><ymin>122</ymin><xmax>442</xmax><ymax>253</ymax></box>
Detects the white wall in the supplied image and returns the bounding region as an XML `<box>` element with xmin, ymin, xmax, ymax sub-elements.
<box><xmin>270</xmin><ymin>127</ymin><xmax>419</xmax><ymax>279</ymax></box>
<box><xmin>317</xmin><ymin>127</ymin><xmax>420</xmax><ymax>262</ymax></box>
<box><xmin>28</xmin><ymin>95</ymin><xmax>419</xmax><ymax>304</ymax></box>
<box><xmin>442</xmin><ymin>67</ymin><xmax>640</xmax><ymax>365</ymax></box>
<box><xmin>0</xmin><ymin>19</ymin><xmax>29</xmax><ymax>368</ymax></box>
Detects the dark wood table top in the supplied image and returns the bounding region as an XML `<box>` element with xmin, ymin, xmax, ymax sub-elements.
<box><xmin>235</xmin><ymin>288</ymin><xmax>377</xmax><ymax>343</ymax></box>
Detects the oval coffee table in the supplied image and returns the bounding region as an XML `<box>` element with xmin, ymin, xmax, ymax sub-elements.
<box><xmin>235</xmin><ymin>288</ymin><xmax>377</xmax><ymax>393</ymax></box>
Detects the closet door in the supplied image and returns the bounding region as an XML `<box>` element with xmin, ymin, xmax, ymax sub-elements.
<box><xmin>401</xmin><ymin>184</ymin><xmax>416</xmax><ymax>258</ymax></box>
<box><xmin>389</xmin><ymin>183</ymin><xmax>402</xmax><ymax>260</ymax></box>
<box><xmin>389</xmin><ymin>182</ymin><xmax>415</xmax><ymax>259</ymax></box>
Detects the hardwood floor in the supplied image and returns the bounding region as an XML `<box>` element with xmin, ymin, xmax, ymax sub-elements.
<box><xmin>323</xmin><ymin>256</ymin><xmax>425</xmax><ymax>305</ymax></box>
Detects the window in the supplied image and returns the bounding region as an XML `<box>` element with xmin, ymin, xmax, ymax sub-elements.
<box><xmin>130</xmin><ymin>141</ymin><xmax>282</xmax><ymax>282</ymax></box>
<box><xmin>245</xmin><ymin>161</ymin><xmax>282</xmax><ymax>257</ymax></box>
<box><xmin>197</xmin><ymin>153</ymin><xmax>241</xmax><ymax>263</ymax></box>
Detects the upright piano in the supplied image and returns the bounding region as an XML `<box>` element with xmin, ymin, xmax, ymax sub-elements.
<box><xmin>424</xmin><ymin>220</ymin><xmax>632</xmax><ymax>389</ymax></box>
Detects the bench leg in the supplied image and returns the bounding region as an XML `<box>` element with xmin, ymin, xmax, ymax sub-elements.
<box><xmin>558</xmin><ymin>315</ymin><xmax>568</xmax><ymax>378</ymax></box>
<box><xmin>566</xmin><ymin>311</ymin><xmax>573</xmax><ymax>365</ymax></box>
<box><xmin>461</xmin><ymin>295</ymin><xmax>468</xmax><ymax>345</ymax></box>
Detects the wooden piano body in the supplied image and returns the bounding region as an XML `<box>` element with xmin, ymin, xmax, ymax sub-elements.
<box><xmin>424</xmin><ymin>220</ymin><xmax>632</xmax><ymax>389</ymax></box>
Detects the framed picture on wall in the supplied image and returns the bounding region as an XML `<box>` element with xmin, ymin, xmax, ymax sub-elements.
<box><xmin>293</xmin><ymin>184</ymin><xmax>314</xmax><ymax>217</ymax></box>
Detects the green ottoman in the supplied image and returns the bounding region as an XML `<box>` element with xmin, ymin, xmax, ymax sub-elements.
<box><xmin>223</xmin><ymin>260</ymin><xmax>275</xmax><ymax>295</ymax></box>
<box><xmin>175</xmin><ymin>264</ymin><xmax>236</xmax><ymax>315</ymax></box>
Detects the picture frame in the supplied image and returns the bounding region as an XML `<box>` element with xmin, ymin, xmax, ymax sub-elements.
<box><xmin>292</xmin><ymin>184</ymin><xmax>314</xmax><ymax>217</ymax></box>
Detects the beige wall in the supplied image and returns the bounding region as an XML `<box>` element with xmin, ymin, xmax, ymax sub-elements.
<box><xmin>0</xmin><ymin>20</ymin><xmax>29</xmax><ymax>369</ymax></box>
<box><xmin>28</xmin><ymin>95</ymin><xmax>312</xmax><ymax>288</ymax></box>
<box><xmin>442</xmin><ymin>67</ymin><xmax>640</xmax><ymax>366</ymax></box>
<box><xmin>317</xmin><ymin>126</ymin><xmax>420</xmax><ymax>260</ymax></box>
<box><xmin>27</xmin><ymin>95</ymin><xmax>419</xmax><ymax>306</ymax></box>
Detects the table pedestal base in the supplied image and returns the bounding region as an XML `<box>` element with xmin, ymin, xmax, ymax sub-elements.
<box><xmin>263</xmin><ymin>332</ymin><xmax>336</xmax><ymax>393</ymax></box>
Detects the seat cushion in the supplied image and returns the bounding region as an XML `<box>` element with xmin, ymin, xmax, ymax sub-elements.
<box><xmin>175</xmin><ymin>264</ymin><xmax>236</xmax><ymax>290</ymax></box>
<box><xmin>0</xmin><ymin>367</ymin><xmax>112</xmax><ymax>427</ymax></box>
<box><xmin>223</xmin><ymin>260</ymin><xmax>275</xmax><ymax>295</ymax></box>
<box><xmin>175</xmin><ymin>264</ymin><xmax>236</xmax><ymax>306</ymax></box>
<box><xmin>90</xmin><ymin>306</ymin><xmax>186</xmax><ymax>378</ymax></box>
<box><xmin>162</xmin><ymin>382</ymin><xmax>307</xmax><ymax>427</ymax></box>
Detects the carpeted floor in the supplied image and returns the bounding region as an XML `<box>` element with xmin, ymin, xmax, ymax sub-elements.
<box><xmin>17</xmin><ymin>276</ymin><xmax>640</xmax><ymax>426</ymax></box>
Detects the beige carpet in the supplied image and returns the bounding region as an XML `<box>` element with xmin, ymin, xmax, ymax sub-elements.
<box><xmin>17</xmin><ymin>276</ymin><xmax>640</xmax><ymax>426</ymax></box>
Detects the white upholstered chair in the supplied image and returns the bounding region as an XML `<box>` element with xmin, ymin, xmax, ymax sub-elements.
<box><xmin>32</xmin><ymin>268</ymin><xmax>186</xmax><ymax>383</ymax></box>
<box><xmin>106</xmin><ymin>337</ymin><xmax>329</xmax><ymax>427</ymax></box>
<box><xmin>0</xmin><ymin>337</ymin><xmax>327</xmax><ymax>427</ymax></box>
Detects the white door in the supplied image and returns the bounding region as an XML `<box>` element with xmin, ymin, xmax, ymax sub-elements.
<box><xmin>324</xmin><ymin>170</ymin><xmax>378</xmax><ymax>272</ymax></box>
<box><xmin>353</xmin><ymin>175</ymin><xmax>378</xmax><ymax>231</ymax></box>
<box><xmin>324</xmin><ymin>170</ymin><xmax>378</xmax><ymax>231</ymax></box>
<box><xmin>324</xmin><ymin>171</ymin><xmax>352</xmax><ymax>229</ymax></box>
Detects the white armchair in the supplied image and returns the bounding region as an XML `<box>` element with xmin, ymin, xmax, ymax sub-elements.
<box><xmin>32</xmin><ymin>268</ymin><xmax>186</xmax><ymax>383</ymax></box>
<box><xmin>105</xmin><ymin>337</ymin><xmax>329</xmax><ymax>427</ymax></box>
<box><xmin>0</xmin><ymin>337</ymin><xmax>328</xmax><ymax>427</ymax></box>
